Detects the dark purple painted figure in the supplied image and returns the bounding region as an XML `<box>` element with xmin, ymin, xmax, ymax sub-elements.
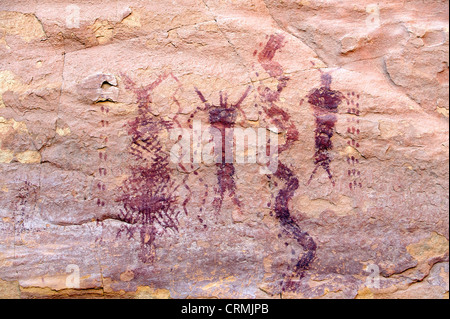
<box><xmin>307</xmin><ymin>73</ymin><xmax>344</xmax><ymax>186</ymax></box>
<box><xmin>193</xmin><ymin>87</ymin><xmax>251</xmax><ymax>214</ymax></box>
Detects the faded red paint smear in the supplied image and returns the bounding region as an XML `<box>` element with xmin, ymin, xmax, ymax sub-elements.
<box><xmin>258</xmin><ymin>34</ymin><xmax>286</xmax><ymax>78</ymax></box>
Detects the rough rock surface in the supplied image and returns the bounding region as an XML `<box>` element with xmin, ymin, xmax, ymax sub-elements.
<box><xmin>0</xmin><ymin>0</ymin><xmax>448</xmax><ymax>299</ymax></box>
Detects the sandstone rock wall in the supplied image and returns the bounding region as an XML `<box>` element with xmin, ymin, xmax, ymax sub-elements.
<box><xmin>0</xmin><ymin>0</ymin><xmax>448</xmax><ymax>299</ymax></box>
